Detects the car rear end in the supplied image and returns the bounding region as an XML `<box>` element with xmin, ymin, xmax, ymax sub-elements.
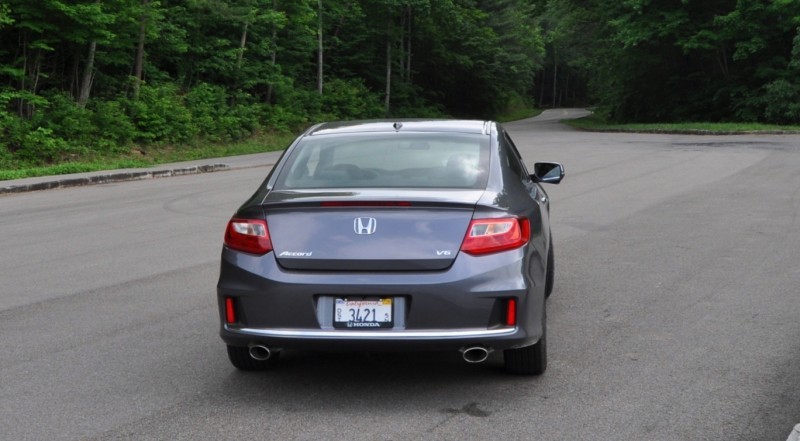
<box><xmin>217</xmin><ymin>121</ymin><xmax>548</xmax><ymax>373</ymax></box>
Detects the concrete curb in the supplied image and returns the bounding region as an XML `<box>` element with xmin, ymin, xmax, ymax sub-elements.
<box><xmin>788</xmin><ymin>424</ymin><xmax>800</xmax><ymax>441</ymax></box>
<box><xmin>0</xmin><ymin>163</ymin><xmax>230</xmax><ymax>195</ymax></box>
<box><xmin>570</xmin><ymin>127</ymin><xmax>800</xmax><ymax>136</ymax></box>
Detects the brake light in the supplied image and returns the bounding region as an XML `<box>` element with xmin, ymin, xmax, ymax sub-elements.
<box><xmin>224</xmin><ymin>218</ymin><xmax>272</xmax><ymax>254</ymax></box>
<box><xmin>460</xmin><ymin>217</ymin><xmax>530</xmax><ymax>255</ymax></box>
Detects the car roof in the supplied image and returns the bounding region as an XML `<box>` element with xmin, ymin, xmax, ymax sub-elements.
<box><xmin>307</xmin><ymin>120</ymin><xmax>493</xmax><ymax>136</ymax></box>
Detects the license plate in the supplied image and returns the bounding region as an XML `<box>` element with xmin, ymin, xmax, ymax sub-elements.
<box><xmin>334</xmin><ymin>298</ymin><xmax>393</xmax><ymax>329</ymax></box>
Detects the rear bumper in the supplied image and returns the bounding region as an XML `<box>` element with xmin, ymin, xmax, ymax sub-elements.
<box><xmin>220</xmin><ymin>324</ymin><xmax>525</xmax><ymax>351</ymax></box>
<box><xmin>217</xmin><ymin>243</ymin><xmax>546</xmax><ymax>351</ymax></box>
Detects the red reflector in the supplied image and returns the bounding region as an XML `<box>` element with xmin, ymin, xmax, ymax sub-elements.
<box><xmin>225</xmin><ymin>297</ymin><xmax>236</xmax><ymax>324</ymax></box>
<box><xmin>506</xmin><ymin>298</ymin><xmax>517</xmax><ymax>326</ymax></box>
<box><xmin>224</xmin><ymin>218</ymin><xmax>272</xmax><ymax>255</ymax></box>
<box><xmin>461</xmin><ymin>217</ymin><xmax>530</xmax><ymax>255</ymax></box>
<box><xmin>320</xmin><ymin>201</ymin><xmax>412</xmax><ymax>207</ymax></box>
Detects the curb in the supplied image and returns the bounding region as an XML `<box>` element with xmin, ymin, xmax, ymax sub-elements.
<box><xmin>788</xmin><ymin>424</ymin><xmax>800</xmax><ymax>441</ymax></box>
<box><xmin>0</xmin><ymin>163</ymin><xmax>230</xmax><ymax>195</ymax></box>
<box><xmin>567</xmin><ymin>126</ymin><xmax>800</xmax><ymax>136</ymax></box>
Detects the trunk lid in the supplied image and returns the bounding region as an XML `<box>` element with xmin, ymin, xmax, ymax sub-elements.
<box><xmin>263</xmin><ymin>190</ymin><xmax>482</xmax><ymax>271</ymax></box>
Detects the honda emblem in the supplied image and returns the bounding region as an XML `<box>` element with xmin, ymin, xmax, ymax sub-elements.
<box><xmin>354</xmin><ymin>217</ymin><xmax>377</xmax><ymax>235</ymax></box>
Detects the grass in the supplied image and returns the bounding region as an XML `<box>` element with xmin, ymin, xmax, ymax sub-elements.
<box><xmin>564</xmin><ymin>113</ymin><xmax>800</xmax><ymax>134</ymax></box>
<box><xmin>0</xmin><ymin>131</ymin><xmax>296</xmax><ymax>182</ymax></box>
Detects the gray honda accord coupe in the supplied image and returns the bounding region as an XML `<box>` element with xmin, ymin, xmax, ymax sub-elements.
<box><xmin>217</xmin><ymin>120</ymin><xmax>564</xmax><ymax>375</ymax></box>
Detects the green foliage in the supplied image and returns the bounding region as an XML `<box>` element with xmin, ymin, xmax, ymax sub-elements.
<box><xmin>495</xmin><ymin>93</ymin><xmax>542</xmax><ymax>123</ymax></box>
<box><xmin>0</xmin><ymin>2</ymin><xmax>12</xmax><ymax>28</ymax></box>
<box><xmin>89</xmin><ymin>100</ymin><xmax>137</xmax><ymax>149</ymax></box>
<box><xmin>124</xmin><ymin>84</ymin><xmax>196</xmax><ymax>144</ymax></box>
<box><xmin>15</xmin><ymin>127</ymin><xmax>72</xmax><ymax>165</ymax></box>
<box><xmin>34</xmin><ymin>92</ymin><xmax>95</xmax><ymax>148</ymax></box>
<box><xmin>0</xmin><ymin>0</ymin><xmax>546</xmax><ymax>162</ymax></box>
<box><xmin>8</xmin><ymin>0</ymin><xmax>798</xmax><ymax>174</ymax></box>
<box><xmin>185</xmin><ymin>83</ymin><xmax>260</xmax><ymax>142</ymax></box>
<box><xmin>319</xmin><ymin>78</ymin><xmax>383</xmax><ymax>120</ymax></box>
<box><xmin>549</xmin><ymin>0</ymin><xmax>800</xmax><ymax>124</ymax></box>
<box><xmin>0</xmin><ymin>131</ymin><xmax>296</xmax><ymax>180</ymax></box>
<box><xmin>761</xmin><ymin>79</ymin><xmax>800</xmax><ymax>124</ymax></box>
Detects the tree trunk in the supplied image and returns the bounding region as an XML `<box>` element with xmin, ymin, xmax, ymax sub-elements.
<box><xmin>716</xmin><ymin>45</ymin><xmax>730</xmax><ymax>78</ymax></box>
<box><xmin>23</xmin><ymin>50</ymin><xmax>43</xmax><ymax>118</ymax></box>
<box><xmin>551</xmin><ymin>47</ymin><xmax>557</xmax><ymax>109</ymax></box>
<box><xmin>71</xmin><ymin>53</ymin><xmax>81</xmax><ymax>99</ymax></box>
<box><xmin>237</xmin><ymin>22</ymin><xmax>248</xmax><ymax>70</ymax></box>
<box><xmin>405</xmin><ymin>7</ymin><xmax>412</xmax><ymax>82</ymax></box>
<box><xmin>133</xmin><ymin>0</ymin><xmax>149</xmax><ymax>100</ymax></box>
<box><xmin>538</xmin><ymin>68</ymin><xmax>546</xmax><ymax>108</ymax></box>
<box><xmin>17</xmin><ymin>30</ymin><xmax>28</xmax><ymax>117</ymax></box>
<box><xmin>317</xmin><ymin>0</ymin><xmax>323</xmax><ymax>95</ymax></box>
<box><xmin>384</xmin><ymin>16</ymin><xmax>392</xmax><ymax>116</ymax></box>
<box><xmin>78</xmin><ymin>40</ymin><xmax>97</xmax><ymax>108</ymax></box>
<box><xmin>399</xmin><ymin>14</ymin><xmax>405</xmax><ymax>77</ymax></box>
<box><xmin>267</xmin><ymin>0</ymin><xmax>278</xmax><ymax>104</ymax></box>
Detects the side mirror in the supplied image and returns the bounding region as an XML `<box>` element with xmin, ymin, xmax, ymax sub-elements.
<box><xmin>531</xmin><ymin>162</ymin><xmax>565</xmax><ymax>184</ymax></box>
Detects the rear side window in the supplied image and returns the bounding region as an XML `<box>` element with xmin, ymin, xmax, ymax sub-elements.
<box><xmin>501</xmin><ymin>132</ymin><xmax>530</xmax><ymax>182</ymax></box>
<box><xmin>275</xmin><ymin>133</ymin><xmax>490</xmax><ymax>189</ymax></box>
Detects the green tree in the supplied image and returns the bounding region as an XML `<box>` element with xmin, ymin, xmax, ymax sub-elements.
<box><xmin>553</xmin><ymin>0</ymin><xmax>800</xmax><ymax>123</ymax></box>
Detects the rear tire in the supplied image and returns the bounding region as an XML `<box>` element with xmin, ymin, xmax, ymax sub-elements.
<box><xmin>504</xmin><ymin>308</ymin><xmax>547</xmax><ymax>375</ymax></box>
<box><xmin>226</xmin><ymin>345</ymin><xmax>279</xmax><ymax>371</ymax></box>
<box><xmin>544</xmin><ymin>234</ymin><xmax>555</xmax><ymax>298</ymax></box>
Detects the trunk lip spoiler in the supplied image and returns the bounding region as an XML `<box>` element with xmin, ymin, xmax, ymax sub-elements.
<box><xmin>261</xmin><ymin>189</ymin><xmax>487</xmax><ymax>209</ymax></box>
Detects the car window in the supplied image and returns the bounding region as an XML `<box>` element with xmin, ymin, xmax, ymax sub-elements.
<box><xmin>276</xmin><ymin>133</ymin><xmax>490</xmax><ymax>189</ymax></box>
<box><xmin>501</xmin><ymin>133</ymin><xmax>529</xmax><ymax>182</ymax></box>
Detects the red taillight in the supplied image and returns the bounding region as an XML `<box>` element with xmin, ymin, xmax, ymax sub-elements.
<box><xmin>224</xmin><ymin>218</ymin><xmax>272</xmax><ymax>255</ymax></box>
<box><xmin>460</xmin><ymin>217</ymin><xmax>530</xmax><ymax>255</ymax></box>
<box><xmin>225</xmin><ymin>297</ymin><xmax>236</xmax><ymax>324</ymax></box>
<box><xmin>506</xmin><ymin>298</ymin><xmax>517</xmax><ymax>326</ymax></box>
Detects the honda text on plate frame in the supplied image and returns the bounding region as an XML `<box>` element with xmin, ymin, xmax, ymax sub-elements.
<box><xmin>217</xmin><ymin>119</ymin><xmax>564</xmax><ymax>375</ymax></box>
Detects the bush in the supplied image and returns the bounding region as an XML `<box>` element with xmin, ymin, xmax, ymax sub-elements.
<box><xmin>185</xmin><ymin>83</ymin><xmax>227</xmax><ymax>141</ymax></box>
<box><xmin>0</xmin><ymin>106</ymin><xmax>29</xmax><ymax>155</ymax></box>
<box><xmin>32</xmin><ymin>92</ymin><xmax>94</xmax><ymax>147</ymax></box>
<box><xmin>319</xmin><ymin>78</ymin><xmax>383</xmax><ymax>120</ymax></box>
<box><xmin>125</xmin><ymin>84</ymin><xmax>196</xmax><ymax>144</ymax></box>
<box><xmin>0</xmin><ymin>92</ymin><xmax>83</xmax><ymax>165</ymax></box>
<box><xmin>5</xmin><ymin>91</ymin><xmax>137</xmax><ymax>160</ymax></box>
<box><xmin>262</xmin><ymin>104</ymin><xmax>309</xmax><ymax>132</ymax></box>
<box><xmin>15</xmin><ymin>126</ymin><xmax>72</xmax><ymax>165</ymax></box>
<box><xmin>90</xmin><ymin>99</ymin><xmax>136</xmax><ymax>151</ymax></box>
<box><xmin>761</xmin><ymin>79</ymin><xmax>800</xmax><ymax>124</ymax></box>
<box><xmin>184</xmin><ymin>84</ymin><xmax>261</xmax><ymax>142</ymax></box>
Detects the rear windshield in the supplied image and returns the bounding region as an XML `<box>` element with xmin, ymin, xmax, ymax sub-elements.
<box><xmin>275</xmin><ymin>132</ymin><xmax>490</xmax><ymax>189</ymax></box>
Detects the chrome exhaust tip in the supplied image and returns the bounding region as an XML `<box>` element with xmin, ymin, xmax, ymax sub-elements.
<box><xmin>461</xmin><ymin>346</ymin><xmax>491</xmax><ymax>364</ymax></box>
<box><xmin>248</xmin><ymin>344</ymin><xmax>272</xmax><ymax>361</ymax></box>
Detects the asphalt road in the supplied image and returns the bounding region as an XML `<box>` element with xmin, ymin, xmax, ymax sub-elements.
<box><xmin>2</xmin><ymin>109</ymin><xmax>799</xmax><ymax>440</ymax></box>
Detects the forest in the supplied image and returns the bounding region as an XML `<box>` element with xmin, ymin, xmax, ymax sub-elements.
<box><xmin>0</xmin><ymin>0</ymin><xmax>799</xmax><ymax>168</ymax></box>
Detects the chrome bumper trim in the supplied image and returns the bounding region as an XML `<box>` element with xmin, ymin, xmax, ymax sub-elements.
<box><xmin>225</xmin><ymin>325</ymin><xmax>517</xmax><ymax>340</ymax></box>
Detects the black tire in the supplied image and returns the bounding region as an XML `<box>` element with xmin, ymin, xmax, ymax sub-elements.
<box><xmin>504</xmin><ymin>308</ymin><xmax>547</xmax><ymax>375</ymax></box>
<box><xmin>226</xmin><ymin>345</ymin><xmax>279</xmax><ymax>371</ymax></box>
<box><xmin>544</xmin><ymin>234</ymin><xmax>555</xmax><ymax>298</ymax></box>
